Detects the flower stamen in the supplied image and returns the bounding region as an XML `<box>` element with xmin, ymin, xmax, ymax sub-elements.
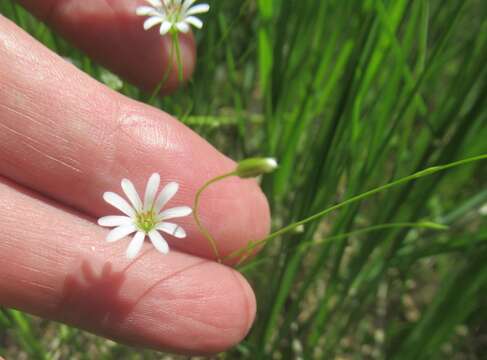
<box><xmin>136</xmin><ymin>209</ymin><xmax>157</xmax><ymax>233</ymax></box>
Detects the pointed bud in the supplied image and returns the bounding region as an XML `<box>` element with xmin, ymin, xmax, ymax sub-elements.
<box><xmin>235</xmin><ymin>157</ymin><xmax>278</xmax><ymax>178</ymax></box>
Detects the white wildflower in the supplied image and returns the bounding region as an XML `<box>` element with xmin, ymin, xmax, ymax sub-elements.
<box><xmin>136</xmin><ymin>0</ymin><xmax>210</xmax><ymax>36</ymax></box>
<box><xmin>98</xmin><ymin>173</ymin><xmax>192</xmax><ymax>259</ymax></box>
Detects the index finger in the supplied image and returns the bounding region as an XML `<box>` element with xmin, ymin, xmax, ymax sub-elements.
<box><xmin>15</xmin><ymin>0</ymin><xmax>196</xmax><ymax>94</ymax></box>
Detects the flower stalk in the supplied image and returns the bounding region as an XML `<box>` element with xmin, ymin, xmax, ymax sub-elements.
<box><xmin>223</xmin><ymin>154</ymin><xmax>487</xmax><ymax>263</ymax></box>
<box><xmin>192</xmin><ymin>157</ymin><xmax>277</xmax><ymax>262</ymax></box>
<box><xmin>193</xmin><ymin>172</ymin><xmax>236</xmax><ymax>263</ymax></box>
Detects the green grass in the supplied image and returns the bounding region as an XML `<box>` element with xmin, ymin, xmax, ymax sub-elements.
<box><xmin>1</xmin><ymin>0</ymin><xmax>487</xmax><ymax>358</ymax></box>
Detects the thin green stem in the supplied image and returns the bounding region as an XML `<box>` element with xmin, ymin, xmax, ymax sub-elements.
<box><xmin>148</xmin><ymin>33</ymin><xmax>177</xmax><ymax>105</ymax></box>
<box><xmin>298</xmin><ymin>221</ymin><xmax>447</xmax><ymax>252</ymax></box>
<box><xmin>193</xmin><ymin>172</ymin><xmax>237</xmax><ymax>262</ymax></box>
<box><xmin>173</xmin><ymin>31</ymin><xmax>184</xmax><ymax>83</ymax></box>
<box><xmin>224</xmin><ymin>154</ymin><xmax>487</xmax><ymax>261</ymax></box>
<box><xmin>236</xmin><ymin>221</ymin><xmax>447</xmax><ymax>272</ymax></box>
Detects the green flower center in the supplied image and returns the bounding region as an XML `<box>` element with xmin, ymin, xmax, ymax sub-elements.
<box><xmin>136</xmin><ymin>209</ymin><xmax>157</xmax><ymax>233</ymax></box>
<box><xmin>162</xmin><ymin>4</ymin><xmax>182</xmax><ymax>23</ymax></box>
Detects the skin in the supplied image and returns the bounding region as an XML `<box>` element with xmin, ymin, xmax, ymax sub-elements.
<box><xmin>0</xmin><ymin>1</ymin><xmax>270</xmax><ymax>355</ymax></box>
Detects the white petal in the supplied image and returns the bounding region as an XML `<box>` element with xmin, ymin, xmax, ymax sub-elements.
<box><xmin>181</xmin><ymin>0</ymin><xmax>196</xmax><ymax>13</ymax></box>
<box><xmin>186</xmin><ymin>4</ymin><xmax>209</xmax><ymax>16</ymax></box>
<box><xmin>148</xmin><ymin>230</ymin><xmax>169</xmax><ymax>254</ymax></box>
<box><xmin>126</xmin><ymin>231</ymin><xmax>146</xmax><ymax>259</ymax></box>
<box><xmin>98</xmin><ymin>215</ymin><xmax>133</xmax><ymax>227</ymax></box>
<box><xmin>136</xmin><ymin>6</ymin><xmax>160</xmax><ymax>16</ymax></box>
<box><xmin>184</xmin><ymin>16</ymin><xmax>203</xmax><ymax>29</ymax></box>
<box><xmin>154</xmin><ymin>182</ymin><xmax>179</xmax><ymax>214</ymax></box>
<box><xmin>103</xmin><ymin>192</ymin><xmax>136</xmax><ymax>217</ymax></box>
<box><xmin>144</xmin><ymin>16</ymin><xmax>164</xmax><ymax>30</ymax></box>
<box><xmin>157</xmin><ymin>222</ymin><xmax>186</xmax><ymax>238</ymax></box>
<box><xmin>121</xmin><ymin>179</ymin><xmax>143</xmax><ymax>212</ymax></box>
<box><xmin>160</xmin><ymin>21</ymin><xmax>172</xmax><ymax>35</ymax></box>
<box><xmin>106</xmin><ymin>224</ymin><xmax>137</xmax><ymax>243</ymax></box>
<box><xmin>175</xmin><ymin>21</ymin><xmax>190</xmax><ymax>33</ymax></box>
<box><xmin>144</xmin><ymin>173</ymin><xmax>160</xmax><ymax>210</ymax></box>
<box><xmin>146</xmin><ymin>0</ymin><xmax>162</xmax><ymax>7</ymax></box>
<box><xmin>159</xmin><ymin>206</ymin><xmax>192</xmax><ymax>220</ymax></box>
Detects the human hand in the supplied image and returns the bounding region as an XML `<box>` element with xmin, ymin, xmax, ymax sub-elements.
<box><xmin>0</xmin><ymin>1</ymin><xmax>270</xmax><ymax>355</ymax></box>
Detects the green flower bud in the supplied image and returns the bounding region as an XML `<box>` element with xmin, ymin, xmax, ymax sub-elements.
<box><xmin>235</xmin><ymin>157</ymin><xmax>278</xmax><ymax>178</ymax></box>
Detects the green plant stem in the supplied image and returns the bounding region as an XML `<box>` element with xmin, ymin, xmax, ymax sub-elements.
<box><xmin>173</xmin><ymin>31</ymin><xmax>184</xmax><ymax>83</ymax></box>
<box><xmin>298</xmin><ymin>221</ymin><xmax>447</xmax><ymax>251</ymax></box>
<box><xmin>147</xmin><ymin>32</ymin><xmax>179</xmax><ymax>104</ymax></box>
<box><xmin>193</xmin><ymin>172</ymin><xmax>237</xmax><ymax>262</ymax></box>
<box><xmin>236</xmin><ymin>221</ymin><xmax>446</xmax><ymax>272</ymax></box>
<box><xmin>224</xmin><ymin>154</ymin><xmax>487</xmax><ymax>262</ymax></box>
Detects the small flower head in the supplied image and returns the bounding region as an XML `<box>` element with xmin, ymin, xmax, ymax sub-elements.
<box><xmin>136</xmin><ymin>0</ymin><xmax>210</xmax><ymax>36</ymax></box>
<box><xmin>98</xmin><ymin>173</ymin><xmax>192</xmax><ymax>259</ymax></box>
<box><xmin>235</xmin><ymin>157</ymin><xmax>278</xmax><ymax>178</ymax></box>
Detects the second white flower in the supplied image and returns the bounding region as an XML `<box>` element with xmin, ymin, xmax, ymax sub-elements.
<box><xmin>136</xmin><ymin>0</ymin><xmax>210</xmax><ymax>35</ymax></box>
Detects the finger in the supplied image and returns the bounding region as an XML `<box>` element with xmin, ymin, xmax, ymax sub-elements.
<box><xmin>0</xmin><ymin>16</ymin><xmax>271</xmax><ymax>260</ymax></box>
<box><xmin>15</xmin><ymin>0</ymin><xmax>196</xmax><ymax>94</ymax></box>
<box><xmin>0</xmin><ymin>177</ymin><xmax>256</xmax><ymax>354</ymax></box>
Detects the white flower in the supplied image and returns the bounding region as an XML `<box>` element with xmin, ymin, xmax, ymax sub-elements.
<box><xmin>98</xmin><ymin>173</ymin><xmax>192</xmax><ymax>259</ymax></box>
<box><xmin>136</xmin><ymin>0</ymin><xmax>210</xmax><ymax>36</ymax></box>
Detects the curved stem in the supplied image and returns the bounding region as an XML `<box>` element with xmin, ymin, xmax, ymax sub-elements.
<box><xmin>193</xmin><ymin>172</ymin><xmax>237</xmax><ymax>262</ymax></box>
<box><xmin>224</xmin><ymin>154</ymin><xmax>487</xmax><ymax>262</ymax></box>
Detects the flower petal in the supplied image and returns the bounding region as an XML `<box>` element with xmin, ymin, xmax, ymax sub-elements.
<box><xmin>156</xmin><ymin>222</ymin><xmax>186</xmax><ymax>238</ymax></box>
<box><xmin>175</xmin><ymin>21</ymin><xmax>190</xmax><ymax>33</ymax></box>
<box><xmin>186</xmin><ymin>4</ymin><xmax>209</xmax><ymax>16</ymax></box>
<box><xmin>146</xmin><ymin>0</ymin><xmax>162</xmax><ymax>7</ymax></box>
<box><xmin>184</xmin><ymin>16</ymin><xmax>203</xmax><ymax>29</ymax></box>
<box><xmin>126</xmin><ymin>231</ymin><xmax>146</xmax><ymax>259</ymax></box>
<box><xmin>181</xmin><ymin>0</ymin><xmax>196</xmax><ymax>13</ymax></box>
<box><xmin>160</xmin><ymin>21</ymin><xmax>172</xmax><ymax>35</ymax></box>
<box><xmin>121</xmin><ymin>179</ymin><xmax>143</xmax><ymax>212</ymax></box>
<box><xmin>136</xmin><ymin>6</ymin><xmax>160</xmax><ymax>17</ymax></box>
<box><xmin>143</xmin><ymin>16</ymin><xmax>164</xmax><ymax>30</ymax></box>
<box><xmin>144</xmin><ymin>173</ymin><xmax>160</xmax><ymax>210</ymax></box>
<box><xmin>106</xmin><ymin>224</ymin><xmax>137</xmax><ymax>243</ymax></box>
<box><xmin>148</xmin><ymin>230</ymin><xmax>169</xmax><ymax>254</ymax></box>
<box><xmin>103</xmin><ymin>192</ymin><xmax>136</xmax><ymax>217</ymax></box>
<box><xmin>98</xmin><ymin>215</ymin><xmax>133</xmax><ymax>227</ymax></box>
<box><xmin>154</xmin><ymin>182</ymin><xmax>179</xmax><ymax>214</ymax></box>
<box><xmin>159</xmin><ymin>206</ymin><xmax>192</xmax><ymax>220</ymax></box>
